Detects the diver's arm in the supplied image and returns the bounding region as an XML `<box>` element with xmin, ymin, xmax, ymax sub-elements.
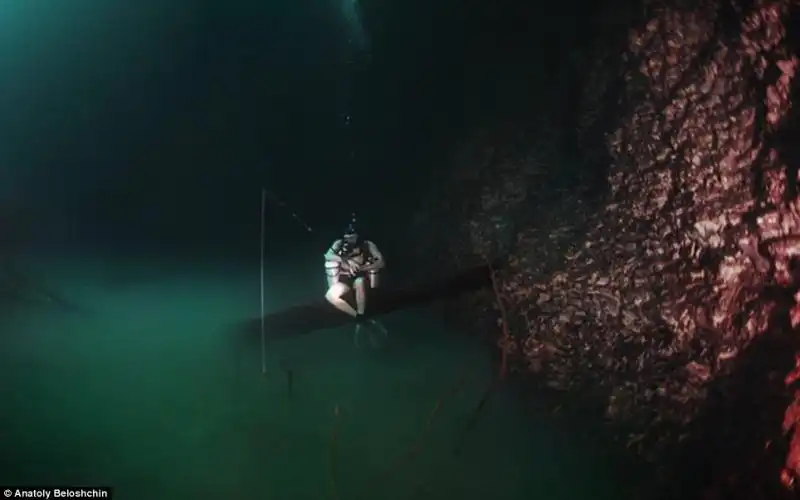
<box><xmin>325</xmin><ymin>240</ymin><xmax>345</xmax><ymax>262</ymax></box>
<box><xmin>362</xmin><ymin>241</ymin><xmax>385</xmax><ymax>271</ymax></box>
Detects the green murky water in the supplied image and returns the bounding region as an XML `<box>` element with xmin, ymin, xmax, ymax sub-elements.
<box><xmin>1</xmin><ymin>253</ymin><xmax>634</xmax><ymax>499</ymax></box>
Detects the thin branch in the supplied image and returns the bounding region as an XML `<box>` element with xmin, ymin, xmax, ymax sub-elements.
<box><xmin>362</xmin><ymin>369</ymin><xmax>469</xmax><ymax>497</ymax></box>
<box><xmin>329</xmin><ymin>404</ymin><xmax>341</xmax><ymax>500</ymax></box>
<box><xmin>488</xmin><ymin>262</ymin><xmax>510</xmax><ymax>380</ymax></box>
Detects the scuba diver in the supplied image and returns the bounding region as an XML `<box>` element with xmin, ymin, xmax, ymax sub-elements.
<box><xmin>324</xmin><ymin>214</ymin><xmax>387</xmax><ymax>347</ymax></box>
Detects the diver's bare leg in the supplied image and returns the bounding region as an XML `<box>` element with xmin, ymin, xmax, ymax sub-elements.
<box><xmin>352</xmin><ymin>277</ymin><xmax>368</xmax><ymax>348</ymax></box>
<box><xmin>325</xmin><ymin>282</ymin><xmax>357</xmax><ymax>317</ymax></box>
<box><xmin>354</xmin><ymin>277</ymin><xmax>367</xmax><ymax>316</ymax></box>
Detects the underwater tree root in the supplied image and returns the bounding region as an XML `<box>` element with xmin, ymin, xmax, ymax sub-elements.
<box><xmin>361</xmin><ymin>369</ymin><xmax>469</xmax><ymax>498</ymax></box>
<box><xmin>488</xmin><ymin>262</ymin><xmax>509</xmax><ymax>381</ymax></box>
<box><xmin>448</xmin><ymin>262</ymin><xmax>509</xmax><ymax>456</ymax></box>
<box><xmin>452</xmin><ymin>379</ymin><xmax>498</xmax><ymax>455</ymax></box>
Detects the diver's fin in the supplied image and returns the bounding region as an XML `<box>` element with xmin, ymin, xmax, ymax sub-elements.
<box><xmin>353</xmin><ymin>319</ymin><xmax>388</xmax><ymax>349</ymax></box>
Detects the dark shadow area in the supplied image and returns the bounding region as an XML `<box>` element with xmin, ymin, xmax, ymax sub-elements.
<box><xmin>654</xmin><ymin>288</ymin><xmax>800</xmax><ymax>500</ymax></box>
<box><xmin>505</xmin><ymin>375</ymin><xmax>654</xmax><ymax>499</ymax></box>
<box><xmin>568</xmin><ymin>8</ymin><xmax>640</xmax><ymax>202</ymax></box>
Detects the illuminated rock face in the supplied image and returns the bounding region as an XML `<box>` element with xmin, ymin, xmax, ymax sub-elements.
<box><xmin>510</xmin><ymin>0</ymin><xmax>799</xmax><ymax>496</ymax></box>
<box><xmin>414</xmin><ymin>0</ymin><xmax>800</xmax><ymax>496</ymax></box>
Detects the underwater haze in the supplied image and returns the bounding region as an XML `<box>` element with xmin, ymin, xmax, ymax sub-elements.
<box><xmin>1</xmin><ymin>1</ymin><xmax>635</xmax><ymax>499</ymax></box>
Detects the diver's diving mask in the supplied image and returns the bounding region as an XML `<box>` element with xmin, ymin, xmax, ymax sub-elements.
<box><xmin>343</xmin><ymin>232</ymin><xmax>359</xmax><ymax>245</ymax></box>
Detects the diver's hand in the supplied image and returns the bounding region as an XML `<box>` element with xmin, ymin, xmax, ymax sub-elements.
<box><xmin>346</xmin><ymin>260</ymin><xmax>361</xmax><ymax>274</ymax></box>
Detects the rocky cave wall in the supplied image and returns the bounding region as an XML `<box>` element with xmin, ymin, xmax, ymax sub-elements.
<box><xmin>411</xmin><ymin>0</ymin><xmax>800</xmax><ymax>497</ymax></box>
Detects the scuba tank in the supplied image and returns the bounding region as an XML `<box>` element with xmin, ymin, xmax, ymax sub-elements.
<box><xmin>368</xmin><ymin>267</ymin><xmax>379</xmax><ymax>288</ymax></box>
<box><xmin>324</xmin><ymin>260</ymin><xmax>341</xmax><ymax>286</ymax></box>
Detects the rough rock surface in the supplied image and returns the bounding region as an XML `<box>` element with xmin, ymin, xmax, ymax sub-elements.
<box><xmin>411</xmin><ymin>0</ymin><xmax>800</xmax><ymax>497</ymax></box>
